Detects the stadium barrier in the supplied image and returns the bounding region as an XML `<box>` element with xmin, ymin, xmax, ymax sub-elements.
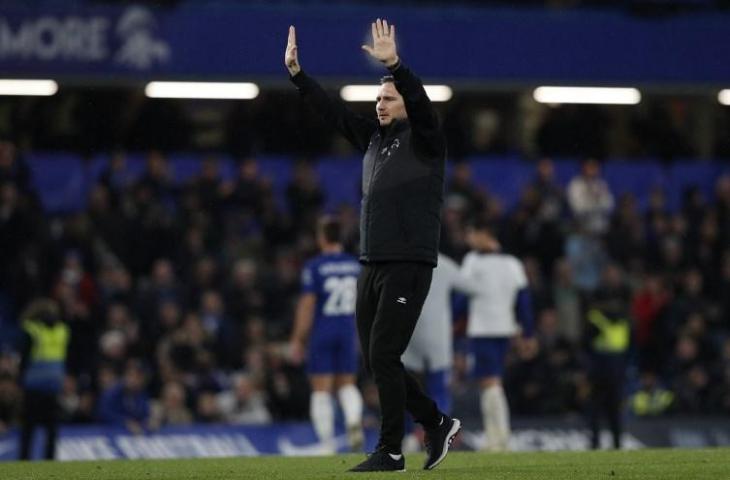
<box><xmin>2</xmin><ymin>417</ymin><xmax>729</xmax><ymax>461</ymax></box>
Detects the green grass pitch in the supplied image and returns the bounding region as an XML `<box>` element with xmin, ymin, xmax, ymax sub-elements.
<box><xmin>3</xmin><ymin>448</ymin><xmax>728</xmax><ymax>480</ymax></box>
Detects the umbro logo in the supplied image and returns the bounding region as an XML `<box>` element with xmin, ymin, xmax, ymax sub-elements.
<box><xmin>396</xmin><ymin>297</ymin><xmax>407</xmax><ymax>305</ymax></box>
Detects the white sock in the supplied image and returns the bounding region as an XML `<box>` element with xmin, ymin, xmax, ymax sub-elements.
<box><xmin>310</xmin><ymin>391</ymin><xmax>335</xmax><ymax>448</ymax></box>
<box><xmin>337</xmin><ymin>384</ymin><xmax>363</xmax><ymax>429</ymax></box>
<box><xmin>481</xmin><ymin>384</ymin><xmax>511</xmax><ymax>450</ymax></box>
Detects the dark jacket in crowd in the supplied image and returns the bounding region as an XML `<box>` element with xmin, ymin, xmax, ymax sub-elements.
<box><xmin>291</xmin><ymin>61</ymin><xmax>446</xmax><ymax>266</ymax></box>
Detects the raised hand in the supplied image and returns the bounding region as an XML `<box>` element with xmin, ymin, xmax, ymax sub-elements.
<box><xmin>285</xmin><ymin>25</ymin><xmax>301</xmax><ymax>76</ymax></box>
<box><xmin>361</xmin><ymin>18</ymin><xmax>398</xmax><ymax>68</ymax></box>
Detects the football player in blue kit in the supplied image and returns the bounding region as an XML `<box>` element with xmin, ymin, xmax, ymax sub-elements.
<box><xmin>289</xmin><ymin>216</ymin><xmax>365</xmax><ymax>453</ymax></box>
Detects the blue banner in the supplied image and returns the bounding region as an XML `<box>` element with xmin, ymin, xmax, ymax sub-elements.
<box><xmin>0</xmin><ymin>423</ymin><xmax>379</xmax><ymax>461</ymax></box>
<box><xmin>1</xmin><ymin>4</ymin><xmax>730</xmax><ymax>85</ymax></box>
<box><xmin>2</xmin><ymin>417</ymin><xmax>729</xmax><ymax>461</ymax></box>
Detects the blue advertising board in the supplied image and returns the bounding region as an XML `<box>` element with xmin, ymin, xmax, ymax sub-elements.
<box><xmin>1</xmin><ymin>4</ymin><xmax>730</xmax><ymax>85</ymax></box>
<box><xmin>2</xmin><ymin>417</ymin><xmax>729</xmax><ymax>461</ymax></box>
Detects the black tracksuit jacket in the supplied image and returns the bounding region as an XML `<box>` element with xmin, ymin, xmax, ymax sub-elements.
<box><xmin>291</xmin><ymin>61</ymin><xmax>446</xmax><ymax>267</ymax></box>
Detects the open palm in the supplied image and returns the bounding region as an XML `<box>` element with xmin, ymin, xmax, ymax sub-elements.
<box><xmin>362</xmin><ymin>18</ymin><xmax>398</xmax><ymax>67</ymax></box>
<box><xmin>285</xmin><ymin>25</ymin><xmax>301</xmax><ymax>76</ymax></box>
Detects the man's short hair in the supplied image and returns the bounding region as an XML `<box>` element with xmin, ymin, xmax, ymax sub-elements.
<box><xmin>380</xmin><ymin>75</ymin><xmax>395</xmax><ymax>85</ymax></box>
<box><xmin>318</xmin><ymin>216</ymin><xmax>342</xmax><ymax>244</ymax></box>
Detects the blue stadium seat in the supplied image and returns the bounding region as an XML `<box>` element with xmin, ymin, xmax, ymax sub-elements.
<box><xmin>27</xmin><ymin>153</ymin><xmax>87</xmax><ymax>213</ymax></box>
<box><xmin>315</xmin><ymin>157</ymin><xmax>361</xmax><ymax>211</ymax></box>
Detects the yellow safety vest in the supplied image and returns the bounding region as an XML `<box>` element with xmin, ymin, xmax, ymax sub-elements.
<box><xmin>631</xmin><ymin>390</ymin><xmax>674</xmax><ymax>416</ymax></box>
<box><xmin>588</xmin><ymin>309</ymin><xmax>629</xmax><ymax>353</ymax></box>
<box><xmin>23</xmin><ymin>319</ymin><xmax>69</xmax><ymax>362</ymax></box>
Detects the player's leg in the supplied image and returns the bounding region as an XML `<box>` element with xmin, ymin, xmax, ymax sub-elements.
<box><xmin>309</xmin><ymin>374</ymin><xmax>336</xmax><ymax>453</ymax></box>
<box><xmin>307</xmin><ymin>329</ymin><xmax>337</xmax><ymax>454</ymax></box>
<box><xmin>335</xmin><ymin>374</ymin><xmax>364</xmax><ymax>451</ymax></box>
<box><xmin>473</xmin><ymin>337</ymin><xmax>511</xmax><ymax>451</ymax></box>
<box><xmin>335</xmin><ymin>325</ymin><xmax>364</xmax><ymax>451</ymax></box>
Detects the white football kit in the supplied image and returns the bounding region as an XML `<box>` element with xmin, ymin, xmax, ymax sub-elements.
<box><xmin>460</xmin><ymin>251</ymin><xmax>528</xmax><ymax>338</ymax></box>
<box><xmin>402</xmin><ymin>253</ymin><xmax>480</xmax><ymax>372</ymax></box>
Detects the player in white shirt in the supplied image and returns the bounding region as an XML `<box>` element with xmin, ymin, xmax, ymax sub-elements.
<box><xmin>401</xmin><ymin>253</ymin><xmax>480</xmax><ymax>450</ymax></box>
<box><xmin>461</xmin><ymin>220</ymin><xmax>536</xmax><ymax>451</ymax></box>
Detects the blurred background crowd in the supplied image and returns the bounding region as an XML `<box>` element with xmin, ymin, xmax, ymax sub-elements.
<box><xmin>1</xmin><ymin>144</ymin><xmax>728</xmax><ymax>435</ymax></box>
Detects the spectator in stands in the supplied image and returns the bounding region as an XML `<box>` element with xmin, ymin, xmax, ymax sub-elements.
<box><xmin>99</xmin><ymin>152</ymin><xmax>135</xmax><ymax>202</ymax></box>
<box><xmin>195</xmin><ymin>390</ymin><xmax>223</xmax><ymax>423</ymax></box>
<box><xmin>552</xmin><ymin>258</ymin><xmax>582</xmax><ymax>343</ymax></box>
<box><xmin>717</xmin><ymin>250</ymin><xmax>730</xmax><ymax>331</ymax></box>
<box><xmin>606</xmin><ymin>193</ymin><xmax>645</xmax><ymax>266</ymax></box>
<box><xmin>565</xmin><ymin>223</ymin><xmax>608</xmax><ymax>293</ymax></box>
<box><xmin>446</xmin><ymin>162</ymin><xmax>486</xmax><ymax>218</ymax></box>
<box><xmin>631</xmin><ymin>273</ymin><xmax>671</xmax><ymax>371</ymax></box>
<box><xmin>186</xmin><ymin>257</ymin><xmax>222</xmax><ymax>304</ymax></box>
<box><xmin>505</xmin><ymin>333</ymin><xmax>551</xmax><ymax>415</ymax></box>
<box><xmin>567</xmin><ymin>158</ymin><xmax>614</xmax><ymax>236</ymax></box>
<box><xmin>224</xmin><ymin>259</ymin><xmax>263</xmax><ymax>321</ymax></box>
<box><xmin>88</xmin><ymin>184</ymin><xmax>130</xmax><ymax>267</ymax></box>
<box><xmin>137</xmin><ymin>151</ymin><xmax>175</xmax><ymax>203</ymax></box>
<box><xmin>58</xmin><ymin>375</ymin><xmax>95</xmax><ymax>424</ymax></box>
<box><xmin>98</xmin><ymin>360</ymin><xmax>151</xmax><ymax>434</ymax></box>
<box><xmin>222</xmin><ymin>157</ymin><xmax>268</xmax><ymax>219</ymax></box>
<box><xmin>149</xmin><ymin>381</ymin><xmax>193</xmax><ymax>428</ymax></box>
<box><xmin>286</xmin><ymin>160</ymin><xmax>325</xmax><ymax>233</ymax></box>
<box><xmin>0</xmin><ymin>141</ymin><xmax>32</xmax><ymax>195</ymax></box>
<box><xmin>218</xmin><ymin>373</ymin><xmax>271</xmax><ymax>425</ymax></box>
<box><xmin>710</xmin><ymin>339</ymin><xmax>730</xmax><ymax>413</ymax></box>
<box><xmin>0</xmin><ymin>181</ymin><xmax>40</xmax><ymax>303</ymax></box>
<box><xmin>136</xmin><ymin>258</ymin><xmax>181</xmax><ymax>325</ymax></box>
<box><xmin>630</xmin><ymin>371</ymin><xmax>674</xmax><ymax>417</ymax></box>
<box><xmin>715</xmin><ymin>175</ymin><xmax>730</xmax><ymax>244</ymax></box>
<box><xmin>529</xmin><ymin>158</ymin><xmax>567</xmax><ymax>274</ymax></box>
<box><xmin>0</xmin><ymin>371</ymin><xmax>21</xmax><ymax>435</ymax></box>
<box><xmin>192</xmin><ymin>156</ymin><xmax>224</xmax><ymax>214</ymax></box>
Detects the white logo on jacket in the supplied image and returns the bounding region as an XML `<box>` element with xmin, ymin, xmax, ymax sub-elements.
<box><xmin>381</xmin><ymin>139</ymin><xmax>401</xmax><ymax>157</ymax></box>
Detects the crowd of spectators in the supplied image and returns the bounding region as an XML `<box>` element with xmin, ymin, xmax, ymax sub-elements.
<box><xmin>0</xmin><ymin>142</ymin><xmax>728</xmax><ymax>436</ymax></box>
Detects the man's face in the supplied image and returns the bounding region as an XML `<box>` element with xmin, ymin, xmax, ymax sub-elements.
<box><xmin>376</xmin><ymin>82</ymin><xmax>407</xmax><ymax>126</ymax></box>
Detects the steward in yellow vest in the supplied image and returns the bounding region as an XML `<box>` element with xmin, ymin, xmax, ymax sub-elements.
<box><xmin>18</xmin><ymin>298</ymin><xmax>68</xmax><ymax>460</ymax></box>
<box><xmin>584</xmin><ymin>266</ymin><xmax>632</xmax><ymax>451</ymax></box>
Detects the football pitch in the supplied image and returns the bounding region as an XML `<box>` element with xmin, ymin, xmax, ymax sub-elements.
<box><xmin>3</xmin><ymin>448</ymin><xmax>728</xmax><ymax>480</ymax></box>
